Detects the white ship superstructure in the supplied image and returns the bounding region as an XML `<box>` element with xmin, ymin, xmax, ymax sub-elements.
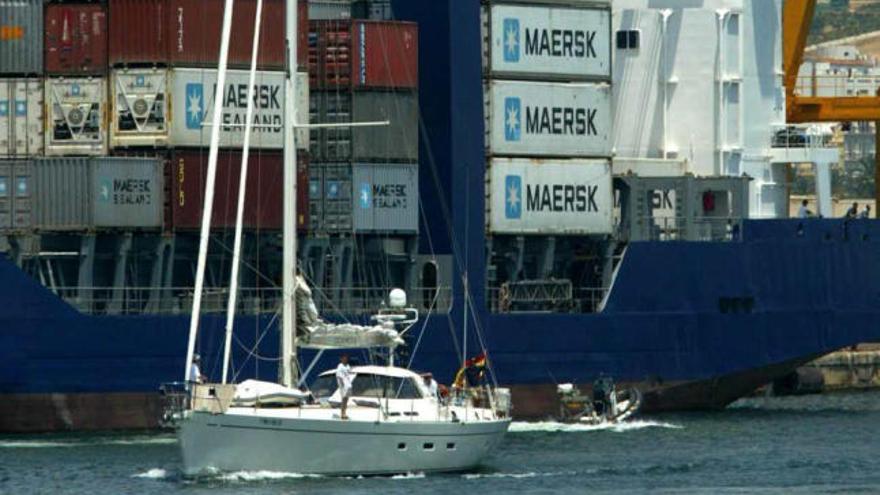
<box><xmin>612</xmin><ymin>0</ymin><xmax>838</xmax><ymax>218</ymax></box>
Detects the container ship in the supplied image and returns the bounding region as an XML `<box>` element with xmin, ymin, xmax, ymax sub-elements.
<box><xmin>2</xmin><ymin>0</ymin><xmax>880</xmax><ymax>431</ymax></box>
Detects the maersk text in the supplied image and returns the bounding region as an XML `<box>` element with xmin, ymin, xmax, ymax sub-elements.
<box><xmin>526</xmin><ymin>184</ymin><xmax>599</xmax><ymax>213</ymax></box>
<box><xmin>525</xmin><ymin>107</ymin><xmax>597</xmax><ymax>136</ymax></box>
<box><xmin>525</xmin><ymin>29</ymin><xmax>597</xmax><ymax>58</ymax></box>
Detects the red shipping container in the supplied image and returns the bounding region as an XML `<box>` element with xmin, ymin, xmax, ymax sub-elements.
<box><xmin>45</xmin><ymin>3</ymin><xmax>109</xmax><ymax>75</ymax></box>
<box><xmin>108</xmin><ymin>0</ymin><xmax>295</xmax><ymax>70</ymax></box>
<box><xmin>297</xmin><ymin>0</ymin><xmax>308</xmax><ymax>70</ymax></box>
<box><xmin>309</xmin><ymin>20</ymin><xmax>418</xmax><ymax>89</ymax></box>
<box><xmin>168</xmin><ymin>150</ymin><xmax>308</xmax><ymax>231</ymax></box>
<box><xmin>296</xmin><ymin>153</ymin><xmax>309</xmax><ymax>231</ymax></box>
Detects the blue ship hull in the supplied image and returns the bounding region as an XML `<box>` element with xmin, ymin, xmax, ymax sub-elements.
<box><xmin>3</xmin><ymin>219</ymin><xmax>880</xmax><ymax>430</ymax></box>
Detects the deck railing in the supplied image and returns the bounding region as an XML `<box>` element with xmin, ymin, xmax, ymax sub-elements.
<box><xmin>619</xmin><ymin>216</ymin><xmax>744</xmax><ymax>242</ymax></box>
<box><xmin>53</xmin><ymin>285</ymin><xmax>453</xmax><ymax>316</ymax></box>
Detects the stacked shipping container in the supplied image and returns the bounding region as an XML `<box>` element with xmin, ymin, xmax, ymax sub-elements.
<box><xmin>107</xmin><ymin>0</ymin><xmax>308</xmax><ymax>231</ymax></box>
<box><xmin>1</xmin><ymin>0</ymin><xmax>44</xmax><ymax>159</ymax></box>
<box><xmin>308</xmin><ymin>17</ymin><xmax>419</xmax><ymax>234</ymax></box>
<box><xmin>43</xmin><ymin>2</ymin><xmax>109</xmax><ymax>156</ymax></box>
<box><xmin>482</xmin><ymin>1</ymin><xmax>613</xmax><ymax>235</ymax></box>
<box><xmin>0</xmin><ymin>0</ymin><xmax>310</xmax><ymax>233</ymax></box>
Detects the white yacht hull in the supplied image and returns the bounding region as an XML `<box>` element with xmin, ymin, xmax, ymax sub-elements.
<box><xmin>178</xmin><ymin>409</ymin><xmax>510</xmax><ymax>475</ymax></box>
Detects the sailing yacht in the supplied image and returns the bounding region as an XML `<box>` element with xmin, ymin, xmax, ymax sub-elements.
<box><xmin>166</xmin><ymin>0</ymin><xmax>511</xmax><ymax>476</ymax></box>
<box><xmin>176</xmin><ymin>288</ymin><xmax>511</xmax><ymax>475</ymax></box>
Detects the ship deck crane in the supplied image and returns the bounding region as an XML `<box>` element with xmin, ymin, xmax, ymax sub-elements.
<box><xmin>783</xmin><ymin>0</ymin><xmax>880</xmax><ymax>213</ymax></box>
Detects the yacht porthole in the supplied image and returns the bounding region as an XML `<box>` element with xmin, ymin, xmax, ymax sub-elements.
<box><xmin>397</xmin><ymin>443</ymin><xmax>407</xmax><ymax>451</ymax></box>
<box><xmin>423</xmin><ymin>442</ymin><xmax>434</xmax><ymax>451</ymax></box>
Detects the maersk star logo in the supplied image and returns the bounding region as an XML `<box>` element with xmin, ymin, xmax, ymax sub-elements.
<box><xmin>359</xmin><ymin>183</ymin><xmax>371</xmax><ymax>209</ymax></box>
<box><xmin>503</xmin><ymin>18</ymin><xmax>520</xmax><ymax>62</ymax></box>
<box><xmin>98</xmin><ymin>179</ymin><xmax>111</xmax><ymax>203</ymax></box>
<box><xmin>326</xmin><ymin>181</ymin><xmax>339</xmax><ymax>199</ymax></box>
<box><xmin>0</xmin><ymin>101</ymin><xmax>7</xmax><ymax>117</ymax></box>
<box><xmin>504</xmin><ymin>175</ymin><xmax>522</xmax><ymax>219</ymax></box>
<box><xmin>504</xmin><ymin>97</ymin><xmax>521</xmax><ymax>142</ymax></box>
<box><xmin>15</xmin><ymin>101</ymin><xmax>26</xmax><ymax>116</ymax></box>
<box><xmin>185</xmin><ymin>83</ymin><xmax>204</xmax><ymax>130</ymax></box>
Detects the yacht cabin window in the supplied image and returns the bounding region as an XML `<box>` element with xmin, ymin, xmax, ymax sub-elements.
<box><xmin>311</xmin><ymin>373</ymin><xmax>424</xmax><ymax>400</ymax></box>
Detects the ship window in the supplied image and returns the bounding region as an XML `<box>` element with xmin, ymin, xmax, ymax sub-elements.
<box><xmin>422</xmin><ymin>261</ymin><xmax>438</xmax><ymax>311</ymax></box>
<box><xmin>446</xmin><ymin>442</ymin><xmax>456</xmax><ymax>450</ymax></box>
<box><xmin>616</xmin><ymin>30</ymin><xmax>627</xmax><ymax>49</ymax></box>
<box><xmin>628</xmin><ymin>30</ymin><xmax>640</xmax><ymax>49</ymax></box>
<box><xmin>719</xmin><ymin>296</ymin><xmax>755</xmax><ymax>314</ymax></box>
<box><xmin>423</xmin><ymin>442</ymin><xmax>434</xmax><ymax>451</ymax></box>
<box><xmin>616</xmin><ymin>30</ymin><xmax>640</xmax><ymax>50</ymax></box>
<box><xmin>397</xmin><ymin>442</ymin><xmax>407</xmax><ymax>451</ymax></box>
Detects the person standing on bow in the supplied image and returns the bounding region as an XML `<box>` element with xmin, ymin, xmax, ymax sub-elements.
<box><xmin>336</xmin><ymin>354</ymin><xmax>354</xmax><ymax>419</ymax></box>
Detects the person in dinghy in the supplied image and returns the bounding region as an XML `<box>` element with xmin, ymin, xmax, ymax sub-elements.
<box><xmin>557</xmin><ymin>375</ymin><xmax>642</xmax><ymax>425</ymax></box>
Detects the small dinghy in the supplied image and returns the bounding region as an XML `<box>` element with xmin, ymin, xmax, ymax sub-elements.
<box><xmin>557</xmin><ymin>376</ymin><xmax>642</xmax><ymax>425</ymax></box>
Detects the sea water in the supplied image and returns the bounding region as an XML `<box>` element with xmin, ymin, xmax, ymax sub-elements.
<box><xmin>2</xmin><ymin>392</ymin><xmax>879</xmax><ymax>494</ymax></box>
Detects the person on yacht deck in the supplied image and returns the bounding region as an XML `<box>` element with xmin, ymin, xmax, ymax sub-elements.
<box><xmin>422</xmin><ymin>372</ymin><xmax>439</xmax><ymax>399</ymax></box>
<box><xmin>336</xmin><ymin>354</ymin><xmax>354</xmax><ymax>419</ymax></box>
<box><xmin>188</xmin><ymin>354</ymin><xmax>205</xmax><ymax>384</ymax></box>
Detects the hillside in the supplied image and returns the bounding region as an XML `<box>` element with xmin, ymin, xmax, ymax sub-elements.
<box><xmin>809</xmin><ymin>3</ymin><xmax>880</xmax><ymax>44</ymax></box>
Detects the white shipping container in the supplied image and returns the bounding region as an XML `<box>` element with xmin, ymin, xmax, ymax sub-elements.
<box><xmin>0</xmin><ymin>79</ymin><xmax>43</xmax><ymax>157</ymax></box>
<box><xmin>484</xmin><ymin>3</ymin><xmax>611</xmax><ymax>80</ymax></box>
<box><xmin>169</xmin><ymin>68</ymin><xmax>285</xmax><ymax>149</ymax></box>
<box><xmin>487</xmin><ymin>158</ymin><xmax>612</xmax><ymax>235</ymax></box>
<box><xmin>44</xmin><ymin>77</ymin><xmax>108</xmax><ymax>156</ymax></box>
<box><xmin>485</xmin><ymin>80</ymin><xmax>611</xmax><ymax>157</ymax></box>
<box><xmin>110</xmin><ymin>69</ymin><xmax>170</xmax><ymax>148</ymax></box>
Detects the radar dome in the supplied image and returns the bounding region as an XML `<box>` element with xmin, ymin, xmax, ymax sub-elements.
<box><xmin>389</xmin><ymin>288</ymin><xmax>407</xmax><ymax>308</ymax></box>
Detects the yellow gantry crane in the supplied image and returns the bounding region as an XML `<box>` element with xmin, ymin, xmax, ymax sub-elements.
<box><xmin>783</xmin><ymin>0</ymin><xmax>880</xmax><ymax>211</ymax></box>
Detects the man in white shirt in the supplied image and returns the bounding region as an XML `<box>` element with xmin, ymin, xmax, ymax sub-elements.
<box><xmin>188</xmin><ymin>354</ymin><xmax>205</xmax><ymax>384</ymax></box>
<box><xmin>797</xmin><ymin>199</ymin><xmax>812</xmax><ymax>219</ymax></box>
<box><xmin>422</xmin><ymin>373</ymin><xmax>439</xmax><ymax>399</ymax></box>
<box><xmin>335</xmin><ymin>354</ymin><xmax>354</xmax><ymax>419</ymax></box>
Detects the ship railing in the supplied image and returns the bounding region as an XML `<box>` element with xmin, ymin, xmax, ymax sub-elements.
<box><xmin>307</xmin><ymin>286</ymin><xmax>453</xmax><ymax>315</ymax></box>
<box><xmin>793</xmin><ymin>73</ymin><xmax>880</xmax><ymax>100</ymax></box>
<box><xmin>55</xmin><ymin>285</ymin><xmax>452</xmax><ymax>316</ymax></box>
<box><xmin>486</xmin><ymin>284</ymin><xmax>608</xmax><ymax>314</ymax></box>
<box><xmin>620</xmin><ymin>216</ymin><xmax>744</xmax><ymax>242</ymax></box>
<box><xmin>771</xmin><ymin>124</ymin><xmax>835</xmax><ymax>149</ymax></box>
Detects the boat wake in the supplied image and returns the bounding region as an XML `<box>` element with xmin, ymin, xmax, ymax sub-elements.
<box><xmin>729</xmin><ymin>392</ymin><xmax>880</xmax><ymax>413</ymax></box>
<box><xmin>463</xmin><ymin>470</ymin><xmax>574</xmax><ymax>480</ymax></box>
<box><xmin>390</xmin><ymin>472</ymin><xmax>426</xmax><ymax>479</ymax></box>
<box><xmin>132</xmin><ymin>468</ymin><xmax>432</xmax><ymax>483</ymax></box>
<box><xmin>509</xmin><ymin>419</ymin><xmax>682</xmax><ymax>433</ymax></box>
<box><xmin>132</xmin><ymin>468</ymin><xmax>169</xmax><ymax>479</ymax></box>
<box><xmin>215</xmin><ymin>470</ymin><xmax>325</xmax><ymax>482</ymax></box>
<box><xmin>0</xmin><ymin>435</ymin><xmax>176</xmax><ymax>449</ymax></box>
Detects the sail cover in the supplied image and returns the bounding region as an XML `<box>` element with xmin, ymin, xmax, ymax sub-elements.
<box><xmin>233</xmin><ymin>379</ymin><xmax>309</xmax><ymax>406</ymax></box>
<box><xmin>295</xmin><ymin>276</ymin><xmax>404</xmax><ymax>349</ymax></box>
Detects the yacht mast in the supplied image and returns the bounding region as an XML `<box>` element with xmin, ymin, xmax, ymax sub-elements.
<box><xmin>183</xmin><ymin>0</ymin><xmax>236</xmax><ymax>382</ymax></box>
<box><xmin>280</xmin><ymin>0</ymin><xmax>299</xmax><ymax>387</ymax></box>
